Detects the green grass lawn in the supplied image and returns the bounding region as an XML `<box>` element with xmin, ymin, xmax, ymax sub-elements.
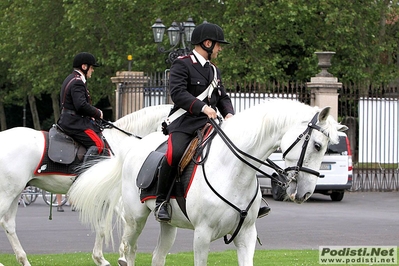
<box><xmin>0</xmin><ymin>250</ymin><xmax>315</xmax><ymax>266</ymax></box>
<box><xmin>2</xmin><ymin>249</ymin><xmax>396</xmax><ymax>266</ymax></box>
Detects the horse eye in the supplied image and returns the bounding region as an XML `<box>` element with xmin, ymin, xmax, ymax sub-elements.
<box><xmin>314</xmin><ymin>143</ymin><xmax>322</xmax><ymax>152</ymax></box>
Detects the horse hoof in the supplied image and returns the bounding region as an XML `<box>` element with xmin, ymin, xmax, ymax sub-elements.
<box><xmin>117</xmin><ymin>258</ymin><xmax>127</xmax><ymax>266</ymax></box>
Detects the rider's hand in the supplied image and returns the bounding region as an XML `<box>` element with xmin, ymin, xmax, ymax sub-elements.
<box><xmin>203</xmin><ymin>106</ymin><xmax>217</xmax><ymax>119</ymax></box>
<box><xmin>225</xmin><ymin>113</ymin><xmax>233</xmax><ymax>119</ymax></box>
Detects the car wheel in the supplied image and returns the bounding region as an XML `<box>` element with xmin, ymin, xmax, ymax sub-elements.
<box><xmin>330</xmin><ymin>191</ymin><xmax>344</xmax><ymax>201</ymax></box>
<box><xmin>271</xmin><ymin>179</ymin><xmax>286</xmax><ymax>201</ymax></box>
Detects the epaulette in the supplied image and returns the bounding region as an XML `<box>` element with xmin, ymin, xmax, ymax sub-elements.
<box><xmin>189</xmin><ymin>54</ymin><xmax>198</xmax><ymax>64</ymax></box>
<box><xmin>73</xmin><ymin>73</ymin><xmax>83</xmax><ymax>81</ymax></box>
<box><xmin>177</xmin><ymin>54</ymin><xmax>190</xmax><ymax>60</ymax></box>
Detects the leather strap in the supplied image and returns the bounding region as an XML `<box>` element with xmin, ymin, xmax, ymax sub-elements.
<box><xmin>165</xmin><ymin>64</ymin><xmax>217</xmax><ymax>126</ymax></box>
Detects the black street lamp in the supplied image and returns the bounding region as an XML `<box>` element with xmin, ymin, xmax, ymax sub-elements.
<box><xmin>152</xmin><ymin>17</ymin><xmax>196</xmax><ymax>65</ymax></box>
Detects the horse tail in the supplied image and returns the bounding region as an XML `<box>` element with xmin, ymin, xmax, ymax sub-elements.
<box><xmin>68</xmin><ymin>146</ymin><xmax>127</xmax><ymax>246</ymax></box>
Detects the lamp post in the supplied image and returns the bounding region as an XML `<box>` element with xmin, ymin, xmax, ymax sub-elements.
<box><xmin>152</xmin><ymin>17</ymin><xmax>196</xmax><ymax>65</ymax></box>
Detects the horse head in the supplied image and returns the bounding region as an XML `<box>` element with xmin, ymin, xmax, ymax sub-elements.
<box><xmin>280</xmin><ymin>107</ymin><xmax>348</xmax><ymax>203</ymax></box>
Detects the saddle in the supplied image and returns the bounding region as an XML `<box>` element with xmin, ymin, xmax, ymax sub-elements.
<box><xmin>48</xmin><ymin>124</ymin><xmax>85</xmax><ymax>164</ymax></box>
<box><xmin>34</xmin><ymin>125</ymin><xmax>105</xmax><ymax>176</ymax></box>
<box><xmin>136</xmin><ymin>124</ymin><xmax>215</xmax><ymax>217</ymax></box>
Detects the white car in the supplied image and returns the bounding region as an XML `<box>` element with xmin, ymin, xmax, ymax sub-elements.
<box><xmin>257</xmin><ymin>132</ymin><xmax>353</xmax><ymax>201</ymax></box>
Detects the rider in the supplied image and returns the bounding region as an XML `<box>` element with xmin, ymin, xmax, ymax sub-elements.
<box><xmin>154</xmin><ymin>22</ymin><xmax>270</xmax><ymax>222</ymax></box>
<box><xmin>57</xmin><ymin>52</ymin><xmax>109</xmax><ymax>159</ymax></box>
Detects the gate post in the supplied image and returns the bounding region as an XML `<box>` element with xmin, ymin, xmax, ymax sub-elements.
<box><xmin>306</xmin><ymin>51</ymin><xmax>341</xmax><ymax>120</ymax></box>
<box><xmin>111</xmin><ymin>71</ymin><xmax>148</xmax><ymax>119</ymax></box>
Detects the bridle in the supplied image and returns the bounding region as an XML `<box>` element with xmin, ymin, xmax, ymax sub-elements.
<box><xmin>208</xmin><ymin>112</ymin><xmax>328</xmax><ymax>190</ymax></box>
<box><xmin>281</xmin><ymin>112</ymin><xmax>329</xmax><ymax>182</ymax></box>
<box><xmin>203</xmin><ymin>112</ymin><xmax>329</xmax><ymax>244</ymax></box>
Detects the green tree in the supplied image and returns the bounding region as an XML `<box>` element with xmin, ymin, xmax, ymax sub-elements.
<box><xmin>1</xmin><ymin>0</ymin><xmax>399</xmax><ymax>129</ymax></box>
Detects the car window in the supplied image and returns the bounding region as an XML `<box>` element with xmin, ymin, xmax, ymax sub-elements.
<box><xmin>326</xmin><ymin>136</ymin><xmax>347</xmax><ymax>155</ymax></box>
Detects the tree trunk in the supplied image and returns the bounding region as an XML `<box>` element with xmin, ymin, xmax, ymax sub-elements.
<box><xmin>0</xmin><ymin>100</ymin><xmax>7</xmax><ymax>131</ymax></box>
<box><xmin>51</xmin><ymin>91</ymin><xmax>60</xmax><ymax>123</ymax></box>
<box><xmin>28</xmin><ymin>94</ymin><xmax>41</xmax><ymax>130</ymax></box>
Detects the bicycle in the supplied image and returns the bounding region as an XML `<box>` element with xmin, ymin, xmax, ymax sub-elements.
<box><xmin>42</xmin><ymin>191</ymin><xmax>68</xmax><ymax>207</ymax></box>
<box><xmin>19</xmin><ymin>186</ymin><xmax>68</xmax><ymax>207</ymax></box>
<box><xmin>20</xmin><ymin>186</ymin><xmax>40</xmax><ymax>206</ymax></box>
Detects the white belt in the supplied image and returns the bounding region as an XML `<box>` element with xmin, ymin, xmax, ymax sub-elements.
<box><xmin>165</xmin><ymin>64</ymin><xmax>217</xmax><ymax>126</ymax></box>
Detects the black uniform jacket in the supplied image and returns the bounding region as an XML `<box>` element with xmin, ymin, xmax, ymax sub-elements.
<box><xmin>58</xmin><ymin>71</ymin><xmax>102</xmax><ymax>134</ymax></box>
<box><xmin>167</xmin><ymin>53</ymin><xmax>235</xmax><ymax>134</ymax></box>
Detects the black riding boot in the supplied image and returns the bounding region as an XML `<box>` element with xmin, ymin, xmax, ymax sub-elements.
<box><xmin>154</xmin><ymin>158</ymin><xmax>176</xmax><ymax>222</ymax></box>
<box><xmin>257</xmin><ymin>206</ymin><xmax>271</xmax><ymax>218</ymax></box>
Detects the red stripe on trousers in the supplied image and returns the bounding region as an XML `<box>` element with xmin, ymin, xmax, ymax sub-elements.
<box><xmin>166</xmin><ymin>134</ymin><xmax>173</xmax><ymax>166</ymax></box>
<box><xmin>83</xmin><ymin>129</ymin><xmax>103</xmax><ymax>154</ymax></box>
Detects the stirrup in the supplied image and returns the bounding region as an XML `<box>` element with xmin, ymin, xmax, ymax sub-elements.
<box><xmin>154</xmin><ymin>201</ymin><xmax>172</xmax><ymax>222</ymax></box>
<box><xmin>257</xmin><ymin>197</ymin><xmax>271</xmax><ymax>218</ymax></box>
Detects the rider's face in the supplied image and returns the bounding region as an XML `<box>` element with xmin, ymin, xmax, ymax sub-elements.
<box><xmin>85</xmin><ymin>65</ymin><xmax>94</xmax><ymax>78</ymax></box>
<box><xmin>211</xmin><ymin>42</ymin><xmax>222</xmax><ymax>60</ymax></box>
<box><xmin>203</xmin><ymin>40</ymin><xmax>222</xmax><ymax>60</ymax></box>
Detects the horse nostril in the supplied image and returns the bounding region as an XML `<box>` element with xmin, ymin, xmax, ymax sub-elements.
<box><xmin>294</xmin><ymin>192</ymin><xmax>312</xmax><ymax>203</ymax></box>
<box><xmin>303</xmin><ymin>192</ymin><xmax>312</xmax><ymax>201</ymax></box>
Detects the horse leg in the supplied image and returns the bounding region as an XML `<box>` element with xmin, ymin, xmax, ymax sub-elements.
<box><xmin>152</xmin><ymin>223</ymin><xmax>177</xmax><ymax>266</ymax></box>
<box><xmin>233</xmin><ymin>224</ymin><xmax>257</xmax><ymax>266</ymax></box>
<box><xmin>122</xmin><ymin>216</ymin><xmax>148</xmax><ymax>266</ymax></box>
<box><xmin>91</xmin><ymin>226</ymin><xmax>111</xmax><ymax>266</ymax></box>
<box><xmin>0</xmin><ymin>196</ymin><xmax>31</xmax><ymax>266</ymax></box>
<box><xmin>192</xmin><ymin>226</ymin><xmax>212</xmax><ymax>266</ymax></box>
<box><xmin>117</xmin><ymin>237</ymin><xmax>128</xmax><ymax>266</ymax></box>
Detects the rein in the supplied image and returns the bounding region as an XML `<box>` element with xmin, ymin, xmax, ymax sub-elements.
<box><xmin>208</xmin><ymin>118</ymin><xmax>290</xmax><ymax>188</ymax></box>
<box><xmin>205</xmin><ymin>112</ymin><xmax>328</xmax><ymax>244</ymax></box>
<box><xmin>100</xmin><ymin>119</ymin><xmax>142</xmax><ymax>139</ymax></box>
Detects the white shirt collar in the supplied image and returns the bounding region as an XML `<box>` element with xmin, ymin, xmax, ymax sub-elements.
<box><xmin>192</xmin><ymin>50</ymin><xmax>209</xmax><ymax>67</ymax></box>
<box><xmin>74</xmin><ymin>69</ymin><xmax>86</xmax><ymax>83</ymax></box>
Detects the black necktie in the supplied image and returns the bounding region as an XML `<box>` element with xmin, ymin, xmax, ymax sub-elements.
<box><xmin>204</xmin><ymin>62</ymin><xmax>212</xmax><ymax>81</ymax></box>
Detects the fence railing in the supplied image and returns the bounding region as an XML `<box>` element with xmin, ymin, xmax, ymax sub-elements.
<box><xmin>117</xmin><ymin>72</ymin><xmax>399</xmax><ymax>191</ymax></box>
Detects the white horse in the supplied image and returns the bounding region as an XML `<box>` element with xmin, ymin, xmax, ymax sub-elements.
<box><xmin>0</xmin><ymin>104</ymin><xmax>172</xmax><ymax>266</ymax></box>
<box><xmin>69</xmin><ymin>99</ymin><xmax>348</xmax><ymax>266</ymax></box>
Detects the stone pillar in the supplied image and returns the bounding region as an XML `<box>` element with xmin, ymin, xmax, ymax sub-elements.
<box><xmin>306</xmin><ymin>51</ymin><xmax>341</xmax><ymax>120</ymax></box>
<box><xmin>111</xmin><ymin>71</ymin><xmax>148</xmax><ymax>119</ymax></box>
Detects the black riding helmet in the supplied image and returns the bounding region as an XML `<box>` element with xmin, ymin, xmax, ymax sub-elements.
<box><xmin>191</xmin><ymin>22</ymin><xmax>229</xmax><ymax>60</ymax></box>
<box><xmin>73</xmin><ymin>52</ymin><xmax>100</xmax><ymax>75</ymax></box>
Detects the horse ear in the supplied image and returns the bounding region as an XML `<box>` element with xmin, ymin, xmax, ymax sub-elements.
<box><xmin>318</xmin><ymin>107</ymin><xmax>331</xmax><ymax>122</ymax></box>
<box><xmin>318</xmin><ymin>107</ymin><xmax>349</xmax><ymax>132</ymax></box>
<box><xmin>337</xmin><ymin>124</ymin><xmax>349</xmax><ymax>132</ymax></box>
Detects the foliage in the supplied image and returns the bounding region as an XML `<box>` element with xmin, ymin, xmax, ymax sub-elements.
<box><xmin>1</xmin><ymin>0</ymin><xmax>399</xmax><ymax>127</ymax></box>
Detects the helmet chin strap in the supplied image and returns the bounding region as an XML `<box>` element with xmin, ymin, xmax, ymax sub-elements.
<box><xmin>80</xmin><ymin>64</ymin><xmax>89</xmax><ymax>76</ymax></box>
<box><xmin>200</xmin><ymin>41</ymin><xmax>216</xmax><ymax>60</ymax></box>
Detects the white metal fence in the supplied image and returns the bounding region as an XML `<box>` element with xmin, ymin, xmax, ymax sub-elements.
<box><xmin>117</xmin><ymin>73</ymin><xmax>399</xmax><ymax>191</ymax></box>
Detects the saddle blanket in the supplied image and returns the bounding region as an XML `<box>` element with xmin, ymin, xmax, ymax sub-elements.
<box><xmin>139</xmin><ymin>159</ymin><xmax>198</xmax><ymax>203</ymax></box>
<box><xmin>34</xmin><ymin>131</ymin><xmax>80</xmax><ymax>176</ymax></box>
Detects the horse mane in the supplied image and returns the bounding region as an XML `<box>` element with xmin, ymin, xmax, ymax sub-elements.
<box><xmin>113</xmin><ymin>104</ymin><xmax>172</xmax><ymax>136</ymax></box>
<box><xmin>222</xmin><ymin>99</ymin><xmax>340</xmax><ymax>151</ymax></box>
